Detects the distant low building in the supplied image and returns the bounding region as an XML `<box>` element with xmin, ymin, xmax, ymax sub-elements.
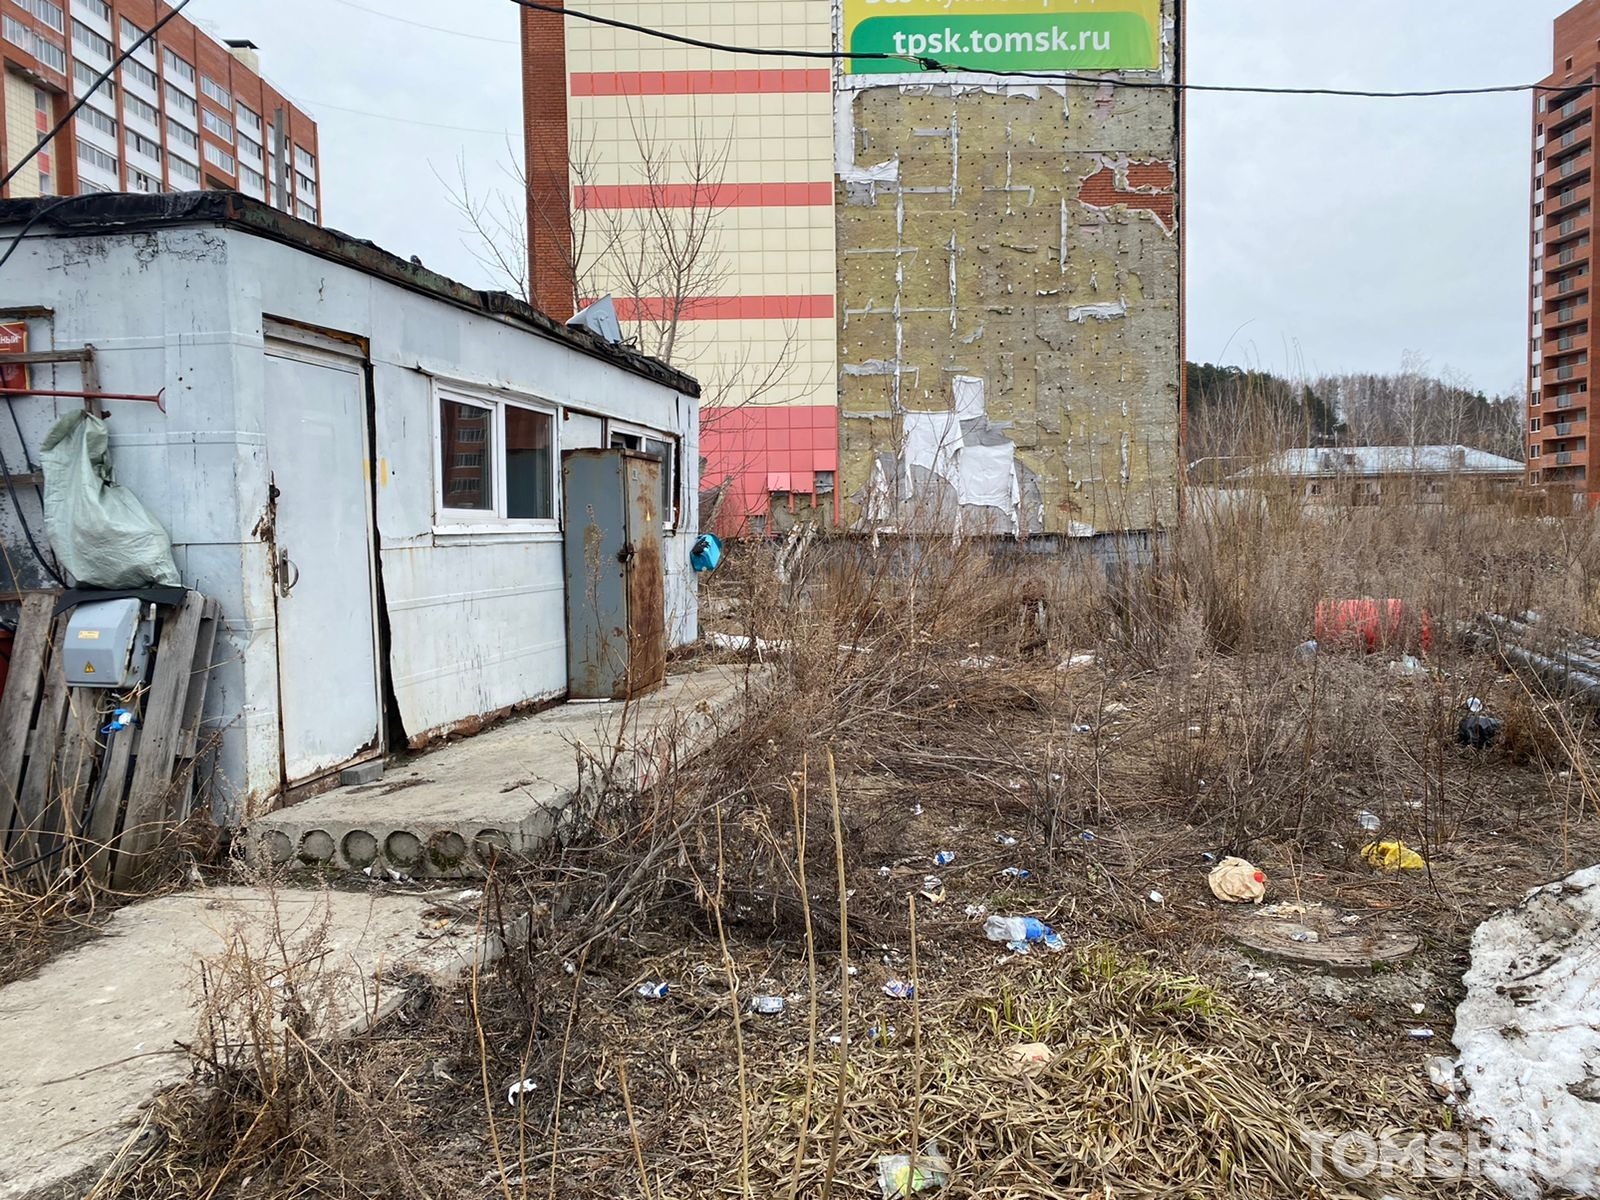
<box><xmin>1226</xmin><ymin>445</ymin><xmax>1526</xmax><ymax>505</ymax></box>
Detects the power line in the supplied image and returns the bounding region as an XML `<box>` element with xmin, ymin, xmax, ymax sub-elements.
<box><xmin>326</xmin><ymin>0</ymin><xmax>517</xmax><ymax>45</ymax></box>
<box><xmin>300</xmin><ymin>98</ymin><xmax>512</xmax><ymax>136</ymax></box>
<box><xmin>1</xmin><ymin>0</ymin><xmax>196</xmax><ymax>191</ymax></box>
<box><xmin>508</xmin><ymin>0</ymin><xmax>1593</xmax><ymax>100</ymax></box>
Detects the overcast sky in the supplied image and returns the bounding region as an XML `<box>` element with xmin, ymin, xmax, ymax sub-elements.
<box><xmin>209</xmin><ymin>0</ymin><xmax>1572</xmax><ymax>397</ymax></box>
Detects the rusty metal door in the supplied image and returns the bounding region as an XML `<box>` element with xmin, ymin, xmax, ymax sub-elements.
<box><xmin>562</xmin><ymin>449</ymin><xmax>665</xmax><ymax>700</ymax></box>
<box><xmin>262</xmin><ymin>339</ymin><xmax>382</xmax><ymax>783</ymax></box>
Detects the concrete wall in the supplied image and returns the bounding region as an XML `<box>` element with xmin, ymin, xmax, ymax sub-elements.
<box><xmin>835</xmin><ymin>0</ymin><xmax>1182</xmax><ymax>537</ymax></box>
<box><xmin>0</xmin><ymin>221</ymin><xmax>697</xmax><ymax>819</ymax></box>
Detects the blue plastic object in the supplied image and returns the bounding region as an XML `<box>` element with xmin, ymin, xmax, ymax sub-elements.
<box><xmin>690</xmin><ymin>533</ymin><xmax>724</xmax><ymax>573</ymax></box>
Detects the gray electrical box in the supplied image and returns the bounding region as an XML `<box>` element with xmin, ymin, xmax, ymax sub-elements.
<box><xmin>63</xmin><ymin>598</ymin><xmax>151</xmax><ymax>688</ymax></box>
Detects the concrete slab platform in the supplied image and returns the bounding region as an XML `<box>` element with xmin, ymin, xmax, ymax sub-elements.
<box><xmin>0</xmin><ymin>885</ymin><xmax>493</xmax><ymax>1200</ymax></box>
<box><xmin>243</xmin><ymin>665</ymin><xmax>757</xmax><ymax>877</ymax></box>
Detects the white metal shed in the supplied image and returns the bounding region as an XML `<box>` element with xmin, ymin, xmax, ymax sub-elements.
<box><xmin>0</xmin><ymin>194</ymin><xmax>701</xmax><ymax>822</ymax></box>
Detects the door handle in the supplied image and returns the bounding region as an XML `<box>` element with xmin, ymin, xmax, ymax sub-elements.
<box><xmin>617</xmin><ymin>542</ymin><xmax>636</xmax><ymax>565</ymax></box>
<box><xmin>276</xmin><ymin>547</ymin><xmax>301</xmax><ymax>597</ymax></box>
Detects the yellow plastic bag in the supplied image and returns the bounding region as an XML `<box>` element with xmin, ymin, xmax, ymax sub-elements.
<box><xmin>1361</xmin><ymin>840</ymin><xmax>1426</xmax><ymax>870</ymax></box>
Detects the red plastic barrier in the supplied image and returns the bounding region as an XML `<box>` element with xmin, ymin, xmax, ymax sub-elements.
<box><xmin>1314</xmin><ymin>599</ymin><xmax>1433</xmax><ymax>653</ymax></box>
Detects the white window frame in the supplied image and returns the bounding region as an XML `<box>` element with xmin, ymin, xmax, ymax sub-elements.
<box><xmin>432</xmin><ymin>381</ymin><xmax>560</xmax><ymax>537</ymax></box>
<box><xmin>607</xmin><ymin>420</ymin><xmax>679</xmax><ymax>531</ymax></box>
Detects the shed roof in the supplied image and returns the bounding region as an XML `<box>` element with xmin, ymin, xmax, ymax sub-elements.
<box><xmin>0</xmin><ymin>192</ymin><xmax>700</xmax><ymax>398</ymax></box>
<box><xmin>1231</xmin><ymin>445</ymin><xmax>1525</xmax><ymax>481</ymax></box>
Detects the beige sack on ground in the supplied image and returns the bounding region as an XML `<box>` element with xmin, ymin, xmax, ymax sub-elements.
<box><xmin>1208</xmin><ymin>856</ymin><xmax>1268</xmax><ymax>903</ymax></box>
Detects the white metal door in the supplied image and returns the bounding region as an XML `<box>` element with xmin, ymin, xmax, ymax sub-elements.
<box><xmin>263</xmin><ymin>342</ymin><xmax>382</xmax><ymax>784</ymax></box>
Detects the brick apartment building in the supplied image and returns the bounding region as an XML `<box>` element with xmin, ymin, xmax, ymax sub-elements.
<box><xmin>0</xmin><ymin>0</ymin><xmax>318</xmax><ymax>219</ymax></box>
<box><xmin>1531</xmin><ymin>0</ymin><xmax>1600</xmax><ymax>500</ymax></box>
<box><xmin>522</xmin><ymin>1</ymin><xmax>1184</xmax><ymax>539</ymax></box>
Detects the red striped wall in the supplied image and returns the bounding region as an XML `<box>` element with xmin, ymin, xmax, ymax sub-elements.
<box><xmin>572</xmin><ymin>68</ymin><xmax>832</xmax><ymax>97</ymax></box>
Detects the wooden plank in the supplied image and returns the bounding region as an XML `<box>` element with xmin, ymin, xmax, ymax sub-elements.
<box><xmin>170</xmin><ymin>599</ymin><xmax>221</xmax><ymax>822</ymax></box>
<box><xmin>83</xmin><ymin>719</ymin><xmax>137</xmax><ymax>887</ymax></box>
<box><xmin>0</xmin><ymin>593</ymin><xmax>53</xmax><ymax>834</ymax></box>
<box><xmin>10</xmin><ymin>616</ymin><xmax>69</xmax><ymax>868</ymax></box>
<box><xmin>111</xmin><ymin>592</ymin><xmax>203</xmax><ymax>888</ymax></box>
<box><xmin>48</xmin><ymin>690</ymin><xmax>106</xmax><ymax>878</ymax></box>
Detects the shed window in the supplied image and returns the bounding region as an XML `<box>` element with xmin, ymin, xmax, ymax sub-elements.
<box><xmin>609</xmin><ymin>424</ymin><xmax>678</xmax><ymax>528</ymax></box>
<box><xmin>436</xmin><ymin>387</ymin><xmax>557</xmax><ymax>526</ymax></box>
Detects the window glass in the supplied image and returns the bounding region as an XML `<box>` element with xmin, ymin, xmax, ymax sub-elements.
<box><xmin>505</xmin><ymin>406</ymin><xmax>553</xmax><ymax>520</ymax></box>
<box><xmin>440</xmin><ymin>399</ymin><xmax>493</xmax><ymax>511</ymax></box>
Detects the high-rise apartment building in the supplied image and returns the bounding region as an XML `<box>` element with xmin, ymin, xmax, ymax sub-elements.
<box><xmin>0</xmin><ymin>0</ymin><xmax>319</xmax><ymax>220</ymax></box>
<box><xmin>1531</xmin><ymin>0</ymin><xmax>1600</xmax><ymax>499</ymax></box>
<box><xmin>523</xmin><ymin>1</ymin><xmax>1183</xmax><ymax>539</ymax></box>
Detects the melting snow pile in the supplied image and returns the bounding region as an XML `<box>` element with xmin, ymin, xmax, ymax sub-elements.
<box><xmin>1454</xmin><ymin>865</ymin><xmax>1600</xmax><ymax>1198</ymax></box>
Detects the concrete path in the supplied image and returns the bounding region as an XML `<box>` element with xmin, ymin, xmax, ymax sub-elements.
<box><xmin>0</xmin><ymin>886</ymin><xmax>492</xmax><ymax>1200</ymax></box>
<box><xmin>244</xmin><ymin>665</ymin><xmax>756</xmax><ymax>877</ymax></box>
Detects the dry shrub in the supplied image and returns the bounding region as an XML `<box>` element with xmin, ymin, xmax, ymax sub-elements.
<box><xmin>92</xmin><ymin>889</ymin><xmax>450</xmax><ymax>1200</ymax></box>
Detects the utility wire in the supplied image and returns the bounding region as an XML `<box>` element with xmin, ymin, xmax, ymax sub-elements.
<box><xmin>326</xmin><ymin>0</ymin><xmax>517</xmax><ymax>45</ymax></box>
<box><xmin>298</xmin><ymin>98</ymin><xmax>512</xmax><ymax>136</ymax></box>
<box><xmin>508</xmin><ymin>0</ymin><xmax>1598</xmax><ymax>99</ymax></box>
<box><xmin>0</xmin><ymin>0</ymin><xmax>196</xmax><ymax>191</ymax></box>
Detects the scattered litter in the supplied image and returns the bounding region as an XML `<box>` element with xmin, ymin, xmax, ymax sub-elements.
<box><xmin>958</xmin><ymin>655</ymin><xmax>1001</xmax><ymax>670</ymax></box>
<box><xmin>1080</xmin><ymin>830</ymin><xmax>1097</xmax><ymax>843</ymax></box>
<box><xmin>999</xmin><ymin>867</ymin><xmax>1031</xmax><ymax>880</ymax></box>
<box><xmin>1426</xmin><ymin>1056</ymin><xmax>1456</xmax><ymax>1098</ymax></box>
<box><xmin>1289</xmin><ymin>929</ymin><xmax>1321</xmax><ymax>944</ymax></box>
<box><xmin>933</xmin><ymin>850</ymin><xmax>956</xmax><ymax>867</ymax></box>
<box><xmin>456</xmin><ymin>889</ymin><xmax>484</xmax><ymax>903</ymax></box>
<box><xmin>1057</xmin><ymin>653</ymin><xmax>1096</xmax><ymax>671</ymax></box>
<box><xmin>883</xmin><ymin>980</ymin><xmax>915</xmax><ymax>1000</ymax></box>
<box><xmin>1407</xmin><ymin>1027</ymin><xmax>1435</xmax><ymax>1040</ymax></box>
<box><xmin>1361</xmin><ymin>841</ymin><xmax>1426</xmax><ymax>871</ymax></box>
<box><xmin>563</xmin><ymin>960</ymin><xmax>576</xmax><ymax>975</ymax></box>
<box><xmin>1072</xmin><ymin>723</ymin><xmax>1094</xmax><ymax>734</ymax></box>
<box><xmin>1005</xmin><ymin>1042</ymin><xmax>1054</xmax><ymax>1077</ymax></box>
<box><xmin>636</xmin><ymin>981</ymin><xmax>670</xmax><ymax>1000</ymax></box>
<box><xmin>1339</xmin><ymin>914</ymin><xmax>1363</xmax><ymax>926</ymax></box>
<box><xmin>868</xmin><ymin>1023</ymin><xmax>897</xmax><ymax>1044</ymax></box>
<box><xmin>1410</xmin><ymin>1002</ymin><xmax>1426</xmax><ymax>1015</ymax></box>
<box><xmin>1148</xmin><ymin>890</ymin><xmax>1165</xmax><ymax>904</ymax></box>
<box><xmin>1200</xmin><ymin>851</ymin><xmax>1217</xmax><ymax>863</ymax></box>
<box><xmin>1207</xmin><ymin>856</ymin><xmax>1268</xmax><ymax>904</ymax></box>
<box><xmin>848</xmin><ymin>966</ymin><xmax>859</xmax><ymax>977</ymax></box>
<box><xmin>1355</xmin><ymin>810</ymin><xmax>1381</xmax><ymax>832</ymax></box>
<box><xmin>750</xmin><ymin>995</ymin><xmax>785</xmax><ymax>1015</ymax></box>
<box><xmin>1389</xmin><ymin>654</ymin><xmax>1426</xmax><ymax>676</ymax></box>
<box><xmin>994</xmin><ymin>833</ymin><xmax>1019</xmax><ymax>847</ymax></box>
<box><xmin>963</xmin><ymin>903</ymin><xmax>988</xmax><ymax>920</ymax></box>
<box><xmin>910</xmin><ymin>803</ymin><xmax>924</xmax><ymax>816</ymax></box>
<box><xmin>1103</xmin><ymin>701</ymin><xmax>1130</xmax><ymax>716</ymax></box>
<box><xmin>1458</xmin><ymin>713</ymin><xmax>1504</xmax><ymax>749</ymax></box>
<box><xmin>984</xmin><ymin>915</ymin><xmax>1063</xmax><ymax>951</ymax></box>
<box><xmin>876</xmin><ymin>1144</ymin><xmax>951</xmax><ymax>1197</ymax></box>
<box><xmin>506</xmin><ymin>1078</ymin><xmax>537</xmax><ymax>1105</ymax></box>
<box><xmin>704</xmin><ymin>631</ymin><xmax>787</xmax><ymax>654</ymax></box>
<box><xmin>878</xmin><ymin>866</ymin><xmax>892</xmax><ymax>877</ymax></box>
<box><xmin>1259</xmin><ymin>902</ymin><xmax>1309</xmax><ymax>917</ymax></box>
<box><xmin>920</xmin><ymin>875</ymin><xmax>946</xmax><ymax>903</ymax></box>
<box><xmin>1293</xmin><ymin>639</ymin><xmax>1319</xmax><ymax>662</ymax></box>
<box><xmin>1467</xmin><ymin>696</ymin><xmax>1485</xmax><ymax>714</ymax></box>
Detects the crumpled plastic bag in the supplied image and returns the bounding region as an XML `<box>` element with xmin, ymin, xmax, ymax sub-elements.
<box><xmin>1208</xmin><ymin>856</ymin><xmax>1268</xmax><ymax>903</ymax></box>
<box><xmin>1361</xmin><ymin>840</ymin><xmax>1426</xmax><ymax>871</ymax></box>
<box><xmin>39</xmin><ymin>409</ymin><xmax>179</xmax><ymax>588</ymax></box>
<box><xmin>877</xmin><ymin>1142</ymin><xmax>950</xmax><ymax>1198</ymax></box>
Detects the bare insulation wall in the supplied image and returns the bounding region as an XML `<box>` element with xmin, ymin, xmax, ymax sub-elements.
<box><xmin>835</xmin><ymin>0</ymin><xmax>1181</xmax><ymax>537</ymax></box>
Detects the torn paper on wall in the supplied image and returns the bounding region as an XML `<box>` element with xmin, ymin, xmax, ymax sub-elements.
<box><xmin>952</xmin><ymin>375</ymin><xmax>987</xmax><ymax>422</ymax></box>
<box><xmin>957</xmin><ymin>442</ymin><xmax>1020</xmax><ymax>533</ymax></box>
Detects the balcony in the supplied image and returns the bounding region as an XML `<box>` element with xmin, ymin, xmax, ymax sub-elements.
<box><xmin>1558</xmin><ymin>451</ymin><xmax>1576</xmax><ymax>466</ymax></box>
<box><xmin>1548</xmin><ymin>300</ymin><xmax>1590</xmax><ymax>328</ymax></box>
<box><xmin>1551</xmin><ymin>181</ymin><xmax>1594</xmax><ymax>214</ymax></box>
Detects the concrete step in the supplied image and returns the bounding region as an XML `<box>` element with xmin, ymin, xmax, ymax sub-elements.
<box><xmin>242</xmin><ymin>665</ymin><xmax>755</xmax><ymax>878</ymax></box>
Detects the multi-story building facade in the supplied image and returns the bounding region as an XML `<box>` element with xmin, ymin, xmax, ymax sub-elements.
<box><xmin>0</xmin><ymin>0</ymin><xmax>319</xmax><ymax>220</ymax></box>
<box><xmin>523</xmin><ymin>0</ymin><xmax>1183</xmax><ymax>538</ymax></box>
<box><xmin>1531</xmin><ymin>0</ymin><xmax>1600</xmax><ymax>499</ymax></box>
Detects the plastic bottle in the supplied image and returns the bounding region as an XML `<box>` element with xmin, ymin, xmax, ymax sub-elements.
<box><xmin>984</xmin><ymin>915</ymin><xmax>1049</xmax><ymax>943</ymax></box>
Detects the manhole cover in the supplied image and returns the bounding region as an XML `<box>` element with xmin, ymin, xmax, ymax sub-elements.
<box><xmin>1224</xmin><ymin>904</ymin><xmax>1419</xmax><ymax>976</ymax></box>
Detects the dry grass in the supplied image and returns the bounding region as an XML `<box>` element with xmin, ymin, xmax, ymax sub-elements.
<box><xmin>74</xmin><ymin>487</ymin><xmax>1600</xmax><ymax>1200</ymax></box>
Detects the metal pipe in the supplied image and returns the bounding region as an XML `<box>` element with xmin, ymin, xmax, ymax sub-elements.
<box><xmin>0</xmin><ymin>387</ymin><xmax>165</xmax><ymax>413</ymax></box>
